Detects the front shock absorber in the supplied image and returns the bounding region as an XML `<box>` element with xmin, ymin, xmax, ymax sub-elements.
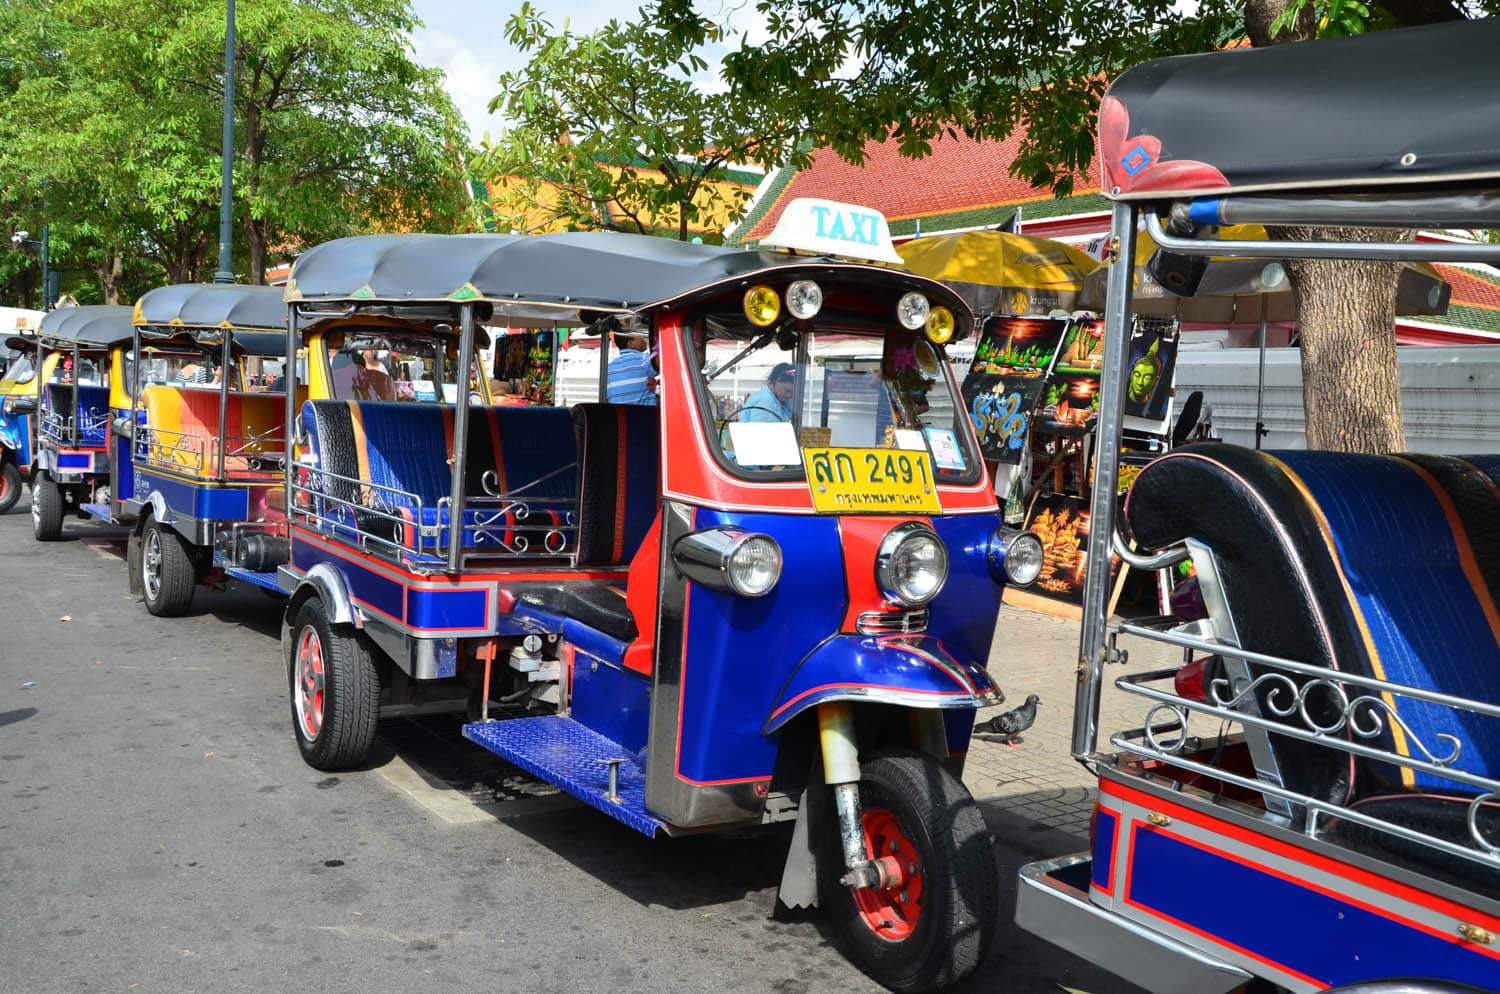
<box><xmin>817</xmin><ymin>701</ymin><xmax>882</xmax><ymax>889</ymax></box>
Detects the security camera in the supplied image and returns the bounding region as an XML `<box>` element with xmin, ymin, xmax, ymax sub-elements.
<box><xmin>10</xmin><ymin>231</ymin><xmax>27</xmax><ymax>246</ymax></box>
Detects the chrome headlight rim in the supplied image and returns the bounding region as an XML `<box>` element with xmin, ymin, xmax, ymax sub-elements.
<box><xmin>875</xmin><ymin>521</ymin><xmax>949</xmax><ymax>607</ymax></box>
<box><xmin>672</xmin><ymin>526</ymin><xmax>783</xmax><ymax>599</ymax></box>
<box><xmin>990</xmin><ymin>526</ymin><xmax>1044</xmax><ymax>587</ymax></box>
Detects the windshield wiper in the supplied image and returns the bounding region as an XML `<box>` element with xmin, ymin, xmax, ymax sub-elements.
<box><xmin>704</xmin><ymin>329</ymin><xmax>776</xmax><ymax>383</ymax></box>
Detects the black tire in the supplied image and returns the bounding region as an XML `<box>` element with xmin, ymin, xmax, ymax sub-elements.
<box><xmin>31</xmin><ymin>474</ymin><xmax>63</xmax><ymax>541</ymax></box>
<box><xmin>815</xmin><ymin>751</ymin><xmax>999</xmax><ymax>993</ymax></box>
<box><xmin>288</xmin><ymin>598</ymin><xmax>379</xmax><ymax>771</ymax></box>
<box><xmin>0</xmin><ymin>461</ymin><xmax>21</xmax><ymax>514</ymax></box>
<box><xmin>140</xmin><ymin>520</ymin><xmax>197</xmax><ymax>617</ymax></box>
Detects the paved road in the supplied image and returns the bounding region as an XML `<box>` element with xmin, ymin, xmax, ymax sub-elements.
<box><xmin>0</xmin><ymin>497</ymin><xmax>1138</xmax><ymax>994</ymax></box>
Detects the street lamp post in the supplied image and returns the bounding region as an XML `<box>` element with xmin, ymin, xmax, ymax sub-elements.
<box><xmin>213</xmin><ymin>0</ymin><xmax>236</xmax><ymax>284</ymax></box>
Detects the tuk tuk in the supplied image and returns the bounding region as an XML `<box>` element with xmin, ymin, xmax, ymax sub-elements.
<box><xmin>29</xmin><ymin>304</ymin><xmax>135</xmax><ymax>540</ymax></box>
<box><xmin>1016</xmin><ymin>21</ymin><xmax>1500</xmax><ymax>994</ymax></box>
<box><xmin>0</xmin><ymin>330</ymin><xmax>41</xmax><ymax>513</ymax></box>
<box><xmin>278</xmin><ymin>218</ymin><xmax>1044</xmax><ymax>991</ymax></box>
<box><xmin>124</xmin><ymin>283</ymin><xmax>291</xmax><ymax>616</ymax></box>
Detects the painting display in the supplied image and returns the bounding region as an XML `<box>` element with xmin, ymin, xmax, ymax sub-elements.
<box><xmin>1035</xmin><ymin>373</ymin><xmax>1101</xmax><ymax>435</ymax></box>
<box><xmin>960</xmin><ymin>316</ymin><xmax>1069</xmax><ymax>464</ymax></box>
<box><xmin>1122</xmin><ymin>317</ymin><xmax>1180</xmax><ymax>423</ymax></box>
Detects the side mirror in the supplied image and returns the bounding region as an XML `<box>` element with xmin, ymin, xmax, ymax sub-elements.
<box><xmin>9</xmin><ymin>397</ymin><xmax>37</xmax><ymax>415</ymax></box>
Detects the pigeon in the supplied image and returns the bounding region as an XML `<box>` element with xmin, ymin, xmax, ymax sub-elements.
<box><xmin>976</xmin><ymin>694</ymin><xmax>1040</xmax><ymax>746</ymax></box>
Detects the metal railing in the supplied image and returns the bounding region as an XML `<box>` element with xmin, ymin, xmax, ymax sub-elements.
<box><xmin>40</xmin><ymin>406</ymin><xmax>108</xmax><ymax>446</ymax></box>
<box><xmin>135</xmin><ymin>424</ymin><xmax>285</xmax><ymax>478</ymax></box>
<box><xmin>1105</xmin><ymin>618</ymin><xmax>1500</xmax><ymax>872</ymax></box>
<box><xmin>289</xmin><ymin>461</ymin><xmax>579</xmax><ymax>572</ymax></box>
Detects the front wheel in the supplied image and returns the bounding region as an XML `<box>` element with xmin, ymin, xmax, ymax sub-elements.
<box><xmin>0</xmin><ymin>461</ymin><xmax>22</xmax><ymax>514</ymax></box>
<box><xmin>31</xmin><ymin>474</ymin><xmax>63</xmax><ymax>541</ymax></box>
<box><xmin>289</xmin><ymin>598</ymin><xmax>379</xmax><ymax>771</ymax></box>
<box><xmin>817</xmin><ymin>752</ymin><xmax>999</xmax><ymax>993</ymax></box>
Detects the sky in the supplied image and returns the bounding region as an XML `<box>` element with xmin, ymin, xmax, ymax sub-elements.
<box><xmin>407</xmin><ymin>0</ymin><xmax>769</xmax><ymax>145</ymax></box>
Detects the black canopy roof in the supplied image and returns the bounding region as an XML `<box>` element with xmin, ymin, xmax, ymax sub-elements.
<box><xmin>134</xmin><ymin>283</ymin><xmax>285</xmax><ymax>332</ymax></box>
<box><xmin>37</xmin><ymin>305</ymin><xmax>135</xmax><ymax>349</ymax></box>
<box><xmin>1100</xmin><ymin>20</ymin><xmax>1500</xmax><ymax>202</ymax></box>
<box><xmin>285</xmin><ymin>230</ymin><xmax>966</xmax><ymax>323</ymax></box>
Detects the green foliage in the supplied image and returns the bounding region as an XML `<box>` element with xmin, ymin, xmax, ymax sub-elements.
<box><xmin>655</xmin><ymin>0</ymin><xmax>1241</xmax><ymax>200</ymax></box>
<box><xmin>0</xmin><ymin>0</ymin><xmax>470</xmax><ymax>302</ymax></box>
<box><xmin>477</xmin><ymin>3</ymin><xmax>808</xmax><ymax>239</ymax></box>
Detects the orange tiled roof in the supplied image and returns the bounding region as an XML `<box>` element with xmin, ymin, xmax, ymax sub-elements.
<box><xmin>741</xmin><ymin>130</ymin><xmax>1100</xmax><ymax>243</ymax></box>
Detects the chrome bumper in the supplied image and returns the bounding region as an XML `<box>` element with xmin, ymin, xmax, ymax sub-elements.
<box><xmin>1015</xmin><ymin>854</ymin><xmax>1251</xmax><ymax>994</ymax></box>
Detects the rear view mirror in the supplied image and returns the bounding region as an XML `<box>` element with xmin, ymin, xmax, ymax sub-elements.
<box><xmin>9</xmin><ymin>397</ymin><xmax>37</xmax><ymax>415</ymax></box>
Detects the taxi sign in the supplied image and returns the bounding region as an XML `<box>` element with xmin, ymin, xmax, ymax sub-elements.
<box><xmin>805</xmin><ymin>446</ymin><xmax>941</xmax><ymax>514</ymax></box>
<box><xmin>759</xmin><ymin>198</ymin><xmax>905</xmax><ymax>265</ymax></box>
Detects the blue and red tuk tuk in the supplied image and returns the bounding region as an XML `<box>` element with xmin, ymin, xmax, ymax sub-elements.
<box><xmin>124</xmin><ymin>283</ymin><xmax>291</xmax><ymax>615</ymax></box>
<box><xmin>1017</xmin><ymin>21</ymin><xmax>1500</xmax><ymax>994</ymax></box>
<box><xmin>29</xmin><ymin>305</ymin><xmax>135</xmax><ymax>540</ymax></box>
<box><xmin>276</xmin><ymin>222</ymin><xmax>1043</xmax><ymax>990</ymax></box>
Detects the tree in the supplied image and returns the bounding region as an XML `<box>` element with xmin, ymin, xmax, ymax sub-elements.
<box><xmin>670</xmin><ymin>0</ymin><xmax>1496</xmax><ymax>453</ymax></box>
<box><xmin>157</xmin><ymin>0</ymin><xmax>472</xmax><ymax>283</ymax></box>
<box><xmin>478</xmin><ymin>4</ymin><xmax>809</xmax><ymax>240</ymax></box>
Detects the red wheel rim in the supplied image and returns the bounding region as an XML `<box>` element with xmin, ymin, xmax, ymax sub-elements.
<box><xmin>0</xmin><ymin>472</ymin><xmax>10</xmax><ymax>502</ymax></box>
<box><xmin>295</xmin><ymin>628</ymin><xmax>325</xmax><ymax>739</ymax></box>
<box><xmin>852</xmin><ymin>806</ymin><xmax>924</xmax><ymax>941</ymax></box>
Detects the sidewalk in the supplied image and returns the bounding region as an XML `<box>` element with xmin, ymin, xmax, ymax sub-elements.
<box><xmin>963</xmin><ymin>606</ymin><xmax>1178</xmax><ymax>853</ymax></box>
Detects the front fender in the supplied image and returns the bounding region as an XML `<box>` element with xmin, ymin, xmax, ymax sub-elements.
<box><xmin>763</xmin><ymin>633</ymin><xmax>1002</xmax><ymax>735</ymax></box>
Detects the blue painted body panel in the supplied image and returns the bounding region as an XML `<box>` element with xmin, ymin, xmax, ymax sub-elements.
<box><xmin>1274</xmin><ymin>450</ymin><xmax>1500</xmax><ymax>786</ymax></box>
<box><xmin>0</xmin><ymin>411</ymin><xmax>31</xmax><ymax>471</ymax></box>
<box><xmin>927</xmin><ymin>513</ymin><xmax>1007</xmax><ymax>664</ymax></box>
<box><xmin>563</xmin><ymin>618</ymin><xmax>628</xmax><ymax>669</ymax></box>
<box><xmin>1128</xmin><ymin>823</ymin><xmax>1500</xmax><ymax>988</ymax></box>
<box><xmin>571</xmin><ymin>656</ymin><xmax>651</xmax><ymax>757</ymax></box>
<box><xmin>1091</xmin><ymin>808</ymin><xmax>1116</xmax><ymax>892</ymax></box>
<box><xmin>80</xmin><ymin>502</ymin><xmax>113</xmax><ymax>523</ymax></box>
<box><xmin>764</xmin><ymin>633</ymin><xmax>1000</xmax><ymax>734</ymax></box>
<box><xmin>135</xmin><ymin>467</ymin><xmax>251</xmax><ymax>523</ymax></box>
<box><xmin>289</xmin><ymin>530</ymin><xmax>493</xmax><ymax>634</ymax></box>
<box><xmin>462</xmin><ymin>716</ymin><xmax>661</xmax><ymax>837</ymax></box>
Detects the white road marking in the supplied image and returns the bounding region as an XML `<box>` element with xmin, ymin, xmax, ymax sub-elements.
<box><xmin>376</xmin><ymin>751</ymin><xmax>572</xmax><ymax>825</ymax></box>
<box><xmin>80</xmin><ymin>536</ymin><xmax>126</xmax><ymax>562</ymax></box>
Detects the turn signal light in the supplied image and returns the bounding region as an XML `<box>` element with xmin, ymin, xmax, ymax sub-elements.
<box><xmin>744</xmin><ymin>285</ymin><xmax>781</xmax><ymax>327</ymax></box>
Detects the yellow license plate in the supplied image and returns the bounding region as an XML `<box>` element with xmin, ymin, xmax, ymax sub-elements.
<box><xmin>805</xmin><ymin>447</ymin><xmax>941</xmax><ymax>514</ymax></box>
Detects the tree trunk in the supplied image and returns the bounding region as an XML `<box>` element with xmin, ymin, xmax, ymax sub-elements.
<box><xmin>247</xmin><ymin>215</ymin><xmax>267</xmax><ymax>285</ymax></box>
<box><xmin>97</xmin><ymin>246</ymin><xmax>124</xmax><ymax>304</ymax></box>
<box><xmin>1281</xmin><ymin>227</ymin><xmax>1410</xmax><ymax>452</ymax></box>
<box><xmin>1248</xmin><ymin>0</ymin><xmax>1407</xmax><ymax>454</ymax></box>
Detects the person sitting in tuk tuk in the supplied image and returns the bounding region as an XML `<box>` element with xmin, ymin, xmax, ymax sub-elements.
<box><xmin>353</xmin><ymin>349</ymin><xmax>395</xmax><ymax>401</ymax></box>
<box><xmin>605</xmin><ymin>328</ymin><xmax>657</xmax><ymax>405</ymax></box>
<box><xmin>739</xmin><ymin>362</ymin><xmax>795</xmax><ymax>422</ymax></box>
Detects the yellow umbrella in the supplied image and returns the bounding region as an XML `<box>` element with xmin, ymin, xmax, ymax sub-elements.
<box><xmin>896</xmin><ymin>231</ymin><xmax>1100</xmax><ymax>317</ymax></box>
<box><xmin>1083</xmin><ymin>224</ymin><xmax>1450</xmax><ymax>321</ymax></box>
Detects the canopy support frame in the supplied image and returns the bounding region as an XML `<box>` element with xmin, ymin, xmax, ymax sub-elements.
<box><xmin>446</xmin><ymin>302</ymin><xmax>478</xmax><ymax>574</ymax></box>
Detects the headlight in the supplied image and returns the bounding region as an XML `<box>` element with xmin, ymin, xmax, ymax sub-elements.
<box><xmin>988</xmin><ymin>527</ymin><xmax>1044</xmax><ymax>587</ymax></box>
<box><xmin>896</xmin><ymin>292</ymin><xmax>930</xmax><ymax>330</ymax></box>
<box><xmin>785</xmin><ymin>280</ymin><xmax>822</xmax><ymax>320</ymax></box>
<box><xmin>926</xmin><ymin>306</ymin><xmax>955</xmax><ymax>343</ymax></box>
<box><xmin>744</xmin><ymin>285</ymin><xmax>781</xmax><ymax>327</ymax></box>
<box><xmin>876</xmin><ymin>523</ymin><xmax>948</xmax><ymax>606</ymax></box>
<box><xmin>672</xmin><ymin>527</ymin><xmax>782</xmax><ymax>598</ymax></box>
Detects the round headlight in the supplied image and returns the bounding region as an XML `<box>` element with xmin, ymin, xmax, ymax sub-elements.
<box><xmin>744</xmin><ymin>285</ymin><xmax>781</xmax><ymax>327</ymax></box>
<box><xmin>1002</xmin><ymin>531</ymin><xmax>1044</xmax><ymax>587</ymax></box>
<box><xmin>896</xmin><ymin>292</ymin><xmax>930</xmax><ymax>331</ymax></box>
<box><xmin>876</xmin><ymin>523</ymin><xmax>949</xmax><ymax>606</ymax></box>
<box><xmin>728</xmin><ymin>534</ymin><xmax>782</xmax><ymax>597</ymax></box>
<box><xmin>785</xmin><ymin>280</ymin><xmax>822</xmax><ymax>320</ymax></box>
<box><xmin>926</xmin><ymin>306</ymin><xmax>955</xmax><ymax>344</ymax></box>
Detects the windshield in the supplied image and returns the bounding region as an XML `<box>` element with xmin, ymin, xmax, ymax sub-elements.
<box><xmin>1</xmin><ymin>350</ymin><xmax>34</xmax><ymax>389</ymax></box>
<box><xmin>687</xmin><ymin>321</ymin><xmax>979</xmax><ymax>484</ymax></box>
<box><xmin>48</xmin><ymin>351</ymin><xmax>103</xmax><ymax>386</ymax></box>
<box><xmin>132</xmin><ymin>349</ymin><xmax>242</xmax><ymax>394</ymax></box>
<box><xmin>325</xmin><ymin>330</ymin><xmax>485</xmax><ymax>403</ymax></box>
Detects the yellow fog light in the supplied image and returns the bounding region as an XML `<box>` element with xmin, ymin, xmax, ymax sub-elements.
<box><xmin>926</xmin><ymin>306</ymin><xmax>955</xmax><ymax>343</ymax></box>
<box><xmin>744</xmin><ymin>285</ymin><xmax>781</xmax><ymax>327</ymax></box>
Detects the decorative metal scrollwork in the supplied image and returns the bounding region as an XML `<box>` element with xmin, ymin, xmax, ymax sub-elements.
<box><xmin>1468</xmin><ymin>793</ymin><xmax>1500</xmax><ymax>855</ymax></box>
<box><xmin>1210</xmin><ymin>672</ymin><xmax>1463</xmax><ymax>767</ymax></box>
<box><xmin>1143</xmin><ymin>704</ymin><xmax>1192</xmax><ymax>755</ymax></box>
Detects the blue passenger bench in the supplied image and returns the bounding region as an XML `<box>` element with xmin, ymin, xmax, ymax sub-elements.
<box><xmin>43</xmin><ymin>383</ymin><xmax>110</xmax><ymax>446</ymax></box>
<box><xmin>299</xmin><ymin>400</ymin><xmax>579</xmax><ymax>563</ymax></box>
<box><xmin>1124</xmin><ymin>445</ymin><xmax>1500</xmax><ymax>880</ymax></box>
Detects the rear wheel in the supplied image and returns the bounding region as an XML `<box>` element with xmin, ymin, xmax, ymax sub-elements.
<box><xmin>141</xmin><ymin>520</ymin><xmax>196</xmax><ymax>617</ymax></box>
<box><xmin>817</xmin><ymin>752</ymin><xmax>999</xmax><ymax>993</ymax></box>
<box><xmin>0</xmin><ymin>462</ymin><xmax>21</xmax><ymax>514</ymax></box>
<box><xmin>289</xmin><ymin>598</ymin><xmax>379</xmax><ymax>771</ymax></box>
<box><xmin>31</xmin><ymin>474</ymin><xmax>63</xmax><ymax>541</ymax></box>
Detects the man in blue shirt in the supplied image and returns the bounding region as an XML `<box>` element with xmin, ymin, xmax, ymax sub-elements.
<box><xmin>740</xmin><ymin>362</ymin><xmax>795</xmax><ymax>422</ymax></box>
<box><xmin>606</xmin><ymin>331</ymin><xmax>657</xmax><ymax>405</ymax></box>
